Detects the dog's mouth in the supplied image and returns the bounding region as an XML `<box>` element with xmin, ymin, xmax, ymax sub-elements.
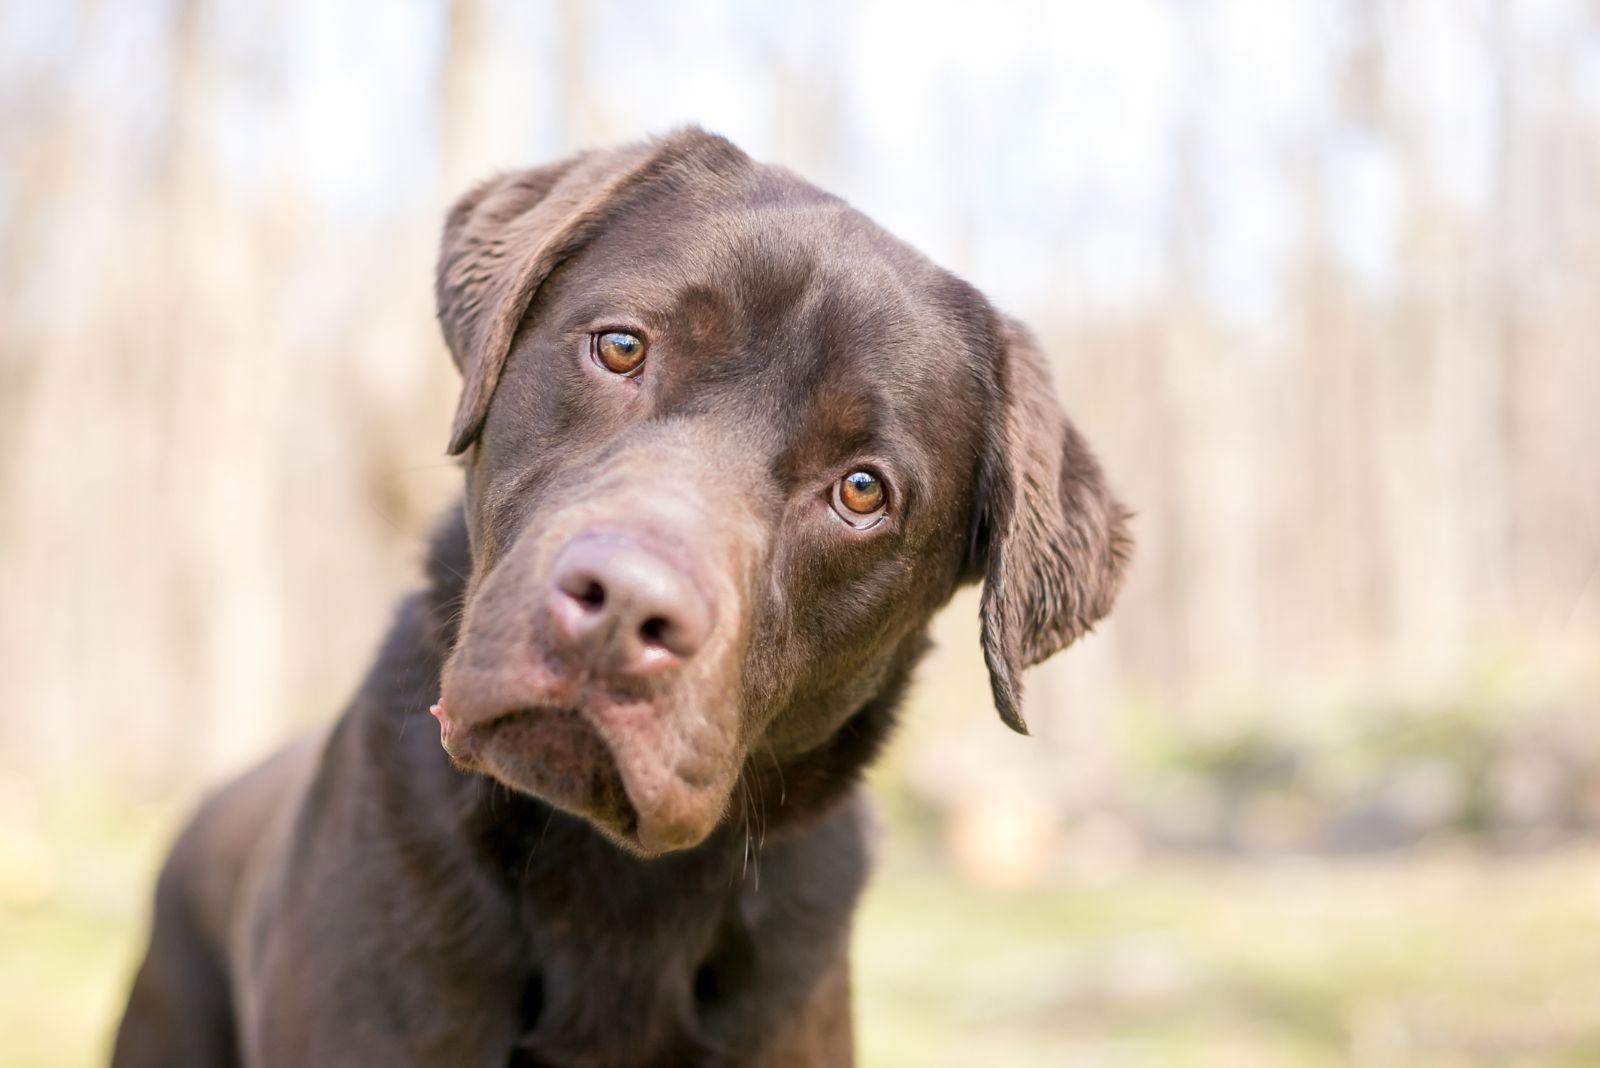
<box><xmin>439</xmin><ymin>704</ymin><xmax>640</xmax><ymax>846</ymax></box>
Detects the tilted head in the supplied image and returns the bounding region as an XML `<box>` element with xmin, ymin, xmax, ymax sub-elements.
<box><xmin>431</xmin><ymin>129</ymin><xmax>1131</xmax><ymax>856</ymax></box>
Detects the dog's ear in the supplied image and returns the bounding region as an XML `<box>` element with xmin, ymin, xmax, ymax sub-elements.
<box><xmin>969</xmin><ymin>318</ymin><xmax>1132</xmax><ymax>734</ymax></box>
<box><xmin>435</xmin><ymin>129</ymin><xmax>745</xmax><ymax>454</ymax></box>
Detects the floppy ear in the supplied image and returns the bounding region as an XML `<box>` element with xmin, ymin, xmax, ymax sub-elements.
<box><xmin>435</xmin><ymin>129</ymin><xmax>745</xmax><ymax>454</ymax></box>
<box><xmin>972</xmin><ymin>318</ymin><xmax>1133</xmax><ymax>734</ymax></box>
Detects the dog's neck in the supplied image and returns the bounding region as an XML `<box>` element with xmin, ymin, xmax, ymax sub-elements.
<box><xmin>416</xmin><ymin>500</ymin><xmax>911</xmax><ymax>852</ymax></box>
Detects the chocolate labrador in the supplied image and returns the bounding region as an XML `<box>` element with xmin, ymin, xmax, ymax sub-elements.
<box><xmin>111</xmin><ymin>128</ymin><xmax>1131</xmax><ymax>1067</ymax></box>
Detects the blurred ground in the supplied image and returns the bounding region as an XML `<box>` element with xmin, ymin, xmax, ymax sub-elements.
<box><xmin>8</xmin><ymin>785</ymin><xmax>1600</xmax><ymax>1068</ymax></box>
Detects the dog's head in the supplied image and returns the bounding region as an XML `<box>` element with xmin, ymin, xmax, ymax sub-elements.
<box><xmin>431</xmin><ymin>129</ymin><xmax>1130</xmax><ymax>856</ymax></box>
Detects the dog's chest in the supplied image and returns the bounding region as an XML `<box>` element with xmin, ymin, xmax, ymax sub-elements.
<box><xmin>472</xmin><ymin>790</ymin><xmax>869</xmax><ymax>1066</ymax></box>
<box><xmin>506</xmin><ymin>861</ymin><xmax>760</xmax><ymax>1066</ymax></box>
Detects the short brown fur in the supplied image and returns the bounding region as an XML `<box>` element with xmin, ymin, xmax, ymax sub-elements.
<box><xmin>112</xmin><ymin>128</ymin><xmax>1130</xmax><ymax>1067</ymax></box>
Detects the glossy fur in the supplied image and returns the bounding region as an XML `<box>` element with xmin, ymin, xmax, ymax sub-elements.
<box><xmin>112</xmin><ymin>129</ymin><xmax>1130</xmax><ymax>1067</ymax></box>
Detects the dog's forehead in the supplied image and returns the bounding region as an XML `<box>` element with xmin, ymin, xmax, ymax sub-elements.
<box><xmin>518</xmin><ymin>171</ymin><xmax>996</xmax><ymax>507</ymax></box>
<box><xmin>575</xmin><ymin>181</ymin><xmax>988</xmax><ymax>410</ymax></box>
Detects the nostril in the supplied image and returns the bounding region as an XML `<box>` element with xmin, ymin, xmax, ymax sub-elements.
<box><xmin>639</xmin><ymin>616</ymin><xmax>669</xmax><ymax>647</ymax></box>
<box><xmin>576</xmin><ymin>580</ymin><xmax>606</xmax><ymax>611</ymax></box>
<box><xmin>555</xmin><ymin>562</ymin><xmax>609</xmax><ymax>614</ymax></box>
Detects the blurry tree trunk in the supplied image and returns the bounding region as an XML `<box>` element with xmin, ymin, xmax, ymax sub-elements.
<box><xmin>1485</xmin><ymin>0</ymin><xmax>1520</xmax><ymax>617</ymax></box>
<box><xmin>439</xmin><ymin>0</ymin><xmax>490</xmax><ymax>195</ymax></box>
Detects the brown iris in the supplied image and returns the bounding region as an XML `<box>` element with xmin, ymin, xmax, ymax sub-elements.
<box><xmin>835</xmin><ymin>470</ymin><xmax>886</xmax><ymax>521</ymax></box>
<box><xmin>594</xmin><ymin>331</ymin><xmax>646</xmax><ymax>375</ymax></box>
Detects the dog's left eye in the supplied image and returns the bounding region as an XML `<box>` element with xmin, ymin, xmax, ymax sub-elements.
<box><xmin>831</xmin><ymin>470</ymin><xmax>888</xmax><ymax>529</ymax></box>
<box><xmin>593</xmin><ymin>331</ymin><xmax>646</xmax><ymax>376</ymax></box>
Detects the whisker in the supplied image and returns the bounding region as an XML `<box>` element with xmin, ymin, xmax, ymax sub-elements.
<box><xmin>766</xmin><ymin>743</ymin><xmax>787</xmax><ymax>808</ymax></box>
<box><xmin>736</xmin><ymin>770</ymin><xmax>755</xmax><ymax>882</ymax></box>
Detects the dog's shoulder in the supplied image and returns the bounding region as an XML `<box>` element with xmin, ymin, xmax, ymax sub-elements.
<box><xmin>157</xmin><ymin>735</ymin><xmax>324</xmax><ymax>954</ymax></box>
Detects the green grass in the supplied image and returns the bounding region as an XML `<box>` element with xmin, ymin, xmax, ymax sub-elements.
<box><xmin>0</xmin><ymin>789</ymin><xmax>177</xmax><ymax>1068</ymax></box>
<box><xmin>857</xmin><ymin>847</ymin><xmax>1600</xmax><ymax>1067</ymax></box>
<box><xmin>8</xmin><ymin>794</ymin><xmax>1600</xmax><ymax>1067</ymax></box>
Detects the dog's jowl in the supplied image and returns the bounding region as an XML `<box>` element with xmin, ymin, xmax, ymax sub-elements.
<box><xmin>111</xmin><ymin>128</ymin><xmax>1131</xmax><ymax>1068</ymax></box>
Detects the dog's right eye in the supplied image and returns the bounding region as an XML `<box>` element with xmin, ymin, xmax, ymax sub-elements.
<box><xmin>593</xmin><ymin>331</ymin><xmax>647</xmax><ymax>376</ymax></box>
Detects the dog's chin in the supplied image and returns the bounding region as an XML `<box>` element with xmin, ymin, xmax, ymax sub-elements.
<box><xmin>443</xmin><ymin>706</ymin><xmax>720</xmax><ymax>857</ymax></box>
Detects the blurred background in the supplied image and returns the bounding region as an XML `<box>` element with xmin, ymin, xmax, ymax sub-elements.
<box><xmin>4</xmin><ymin>0</ymin><xmax>1600</xmax><ymax>1065</ymax></box>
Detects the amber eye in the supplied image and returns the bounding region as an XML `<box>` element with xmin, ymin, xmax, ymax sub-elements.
<box><xmin>594</xmin><ymin>331</ymin><xmax>646</xmax><ymax>375</ymax></box>
<box><xmin>833</xmin><ymin>470</ymin><xmax>887</xmax><ymax>526</ymax></box>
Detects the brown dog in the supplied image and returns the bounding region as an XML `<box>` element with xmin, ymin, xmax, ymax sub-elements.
<box><xmin>111</xmin><ymin>128</ymin><xmax>1130</xmax><ymax>1067</ymax></box>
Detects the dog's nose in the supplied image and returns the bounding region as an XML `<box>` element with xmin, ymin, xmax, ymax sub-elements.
<box><xmin>548</xmin><ymin>534</ymin><xmax>713</xmax><ymax>676</ymax></box>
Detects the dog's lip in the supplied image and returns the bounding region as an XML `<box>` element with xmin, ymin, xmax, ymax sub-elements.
<box><xmin>432</xmin><ymin>697</ymin><xmax>588</xmax><ymax>763</ymax></box>
<box><xmin>431</xmin><ymin>697</ymin><xmax>504</xmax><ymax>753</ymax></box>
<box><xmin>431</xmin><ymin>696</ymin><xmax>720</xmax><ymax>855</ymax></box>
<box><xmin>437</xmin><ymin>700</ymin><xmax>642</xmax><ymax>841</ymax></box>
<box><xmin>430</xmin><ymin>699</ymin><xmax>472</xmax><ymax>759</ymax></box>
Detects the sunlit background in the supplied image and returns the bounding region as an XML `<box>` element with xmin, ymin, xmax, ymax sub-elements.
<box><xmin>4</xmin><ymin>1</ymin><xmax>1600</xmax><ymax>1065</ymax></box>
